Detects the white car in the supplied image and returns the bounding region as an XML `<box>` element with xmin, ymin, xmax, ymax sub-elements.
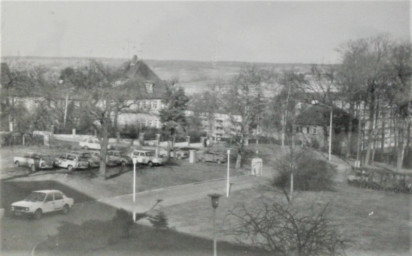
<box><xmin>13</xmin><ymin>153</ymin><xmax>54</xmax><ymax>171</ymax></box>
<box><xmin>10</xmin><ymin>190</ymin><xmax>74</xmax><ymax>219</ymax></box>
<box><xmin>54</xmin><ymin>153</ymin><xmax>90</xmax><ymax>171</ymax></box>
<box><xmin>130</xmin><ymin>150</ymin><xmax>165</xmax><ymax>167</ymax></box>
<box><xmin>79</xmin><ymin>137</ymin><xmax>112</xmax><ymax>150</ymax></box>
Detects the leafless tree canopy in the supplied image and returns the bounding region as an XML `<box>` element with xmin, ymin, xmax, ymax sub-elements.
<box><xmin>225</xmin><ymin>200</ymin><xmax>346</xmax><ymax>256</ymax></box>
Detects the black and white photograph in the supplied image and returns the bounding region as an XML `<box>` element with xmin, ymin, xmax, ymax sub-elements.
<box><xmin>0</xmin><ymin>0</ymin><xmax>411</xmax><ymax>255</ymax></box>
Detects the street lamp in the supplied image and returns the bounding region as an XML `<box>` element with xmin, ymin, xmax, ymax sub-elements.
<box><xmin>208</xmin><ymin>193</ymin><xmax>222</xmax><ymax>256</ymax></box>
<box><xmin>311</xmin><ymin>100</ymin><xmax>333</xmax><ymax>161</ymax></box>
<box><xmin>226</xmin><ymin>149</ymin><xmax>230</xmax><ymax>197</ymax></box>
<box><xmin>132</xmin><ymin>157</ymin><xmax>137</xmax><ymax>222</ymax></box>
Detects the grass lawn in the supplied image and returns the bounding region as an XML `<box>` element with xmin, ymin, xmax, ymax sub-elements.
<box><xmin>161</xmin><ymin>180</ymin><xmax>411</xmax><ymax>255</ymax></box>
<box><xmin>37</xmin><ymin>224</ymin><xmax>272</xmax><ymax>256</ymax></box>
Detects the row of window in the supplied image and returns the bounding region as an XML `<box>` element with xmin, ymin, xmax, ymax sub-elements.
<box><xmin>296</xmin><ymin>126</ymin><xmax>318</xmax><ymax>135</ymax></box>
<box><xmin>139</xmin><ymin>119</ymin><xmax>160</xmax><ymax>128</ymax></box>
<box><xmin>136</xmin><ymin>100</ymin><xmax>161</xmax><ymax>110</ymax></box>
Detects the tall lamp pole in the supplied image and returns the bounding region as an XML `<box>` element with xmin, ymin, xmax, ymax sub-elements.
<box><xmin>328</xmin><ymin>108</ymin><xmax>333</xmax><ymax>161</ymax></box>
<box><xmin>226</xmin><ymin>149</ymin><xmax>230</xmax><ymax>197</ymax></box>
<box><xmin>132</xmin><ymin>158</ymin><xmax>137</xmax><ymax>222</ymax></box>
<box><xmin>208</xmin><ymin>193</ymin><xmax>221</xmax><ymax>256</ymax></box>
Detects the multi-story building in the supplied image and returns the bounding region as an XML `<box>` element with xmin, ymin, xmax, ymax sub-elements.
<box><xmin>185</xmin><ymin>110</ymin><xmax>242</xmax><ymax>140</ymax></box>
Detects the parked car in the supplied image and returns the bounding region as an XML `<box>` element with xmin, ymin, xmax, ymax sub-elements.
<box><xmin>79</xmin><ymin>137</ymin><xmax>112</xmax><ymax>150</ymax></box>
<box><xmin>198</xmin><ymin>151</ymin><xmax>226</xmax><ymax>164</ymax></box>
<box><xmin>177</xmin><ymin>147</ymin><xmax>200</xmax><ymax>159</ymax></box>
<box><xmin>130</xmin><ymin>150</ymin><xmax>165</xmax><ymax>167</ymax></box>
<box><xmin>107</xmin><ymin>150</ymin><xmax>132</xmax><ymax>165</ymax></box>
<box><xmin>10</xmin><ymin>190</ymin><xmax>74</xmax><ymax>219</ymax></box>
<box><xmin>54</xmin><ymin>153</ymin><xmax>89</xmax><ymax>171</ymax></box>
<box><xmin>13</xmin><ymin>153</ymin><xmax>54</xmax><ymax>172</ymax></box>
<box><xmin>169</xmin><ymin>148</ymin><xmax>189</xmax><ymax>159</ymax></box>
<box><xmin>70</xmin><ymin>151</ymin><xmax>100</xmax><ymax>168</ymax></box>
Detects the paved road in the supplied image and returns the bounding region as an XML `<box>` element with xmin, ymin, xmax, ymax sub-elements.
<box><xmin>97</xmin><ymin>175</ymin><xmax>260</xmax><ymax>214</ymax></box>
<box><xmin>0</xmin><ymin>180</ymin><xmax>116</xmax><ymax>255</ymax></box>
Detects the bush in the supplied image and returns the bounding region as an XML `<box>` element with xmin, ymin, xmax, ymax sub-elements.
<box><xmin>119</xmin><ymin>124</ymin><xmax>140</xmax><ymax>139</ymax></box>
<box><xmin>112</xmin><ymin>209</ymin><xmax>134</xmax><ymax>238</ymax></box>
<box><xmin>149</xmin><ymin>211</ymin><xmax>168</xmax><ymax>230</ymax></box>
<box><xmin>273</xmin><ymin>154</ymin><xmax>336</xmax><ymax>191</ymax></box>
<box><xmin>143</xmin><ymin>127</ymin><xmax>161</xmax><ymax>140</ymax></box>
<box><xmin>187</xmin><ymin>130</ymin><xmax>207</xmax><ymax>143</ymax></box>
<box><xmin>227</xmin><ymin>201</ymin><xmax>346</xmax><ymax>256</ymax></box>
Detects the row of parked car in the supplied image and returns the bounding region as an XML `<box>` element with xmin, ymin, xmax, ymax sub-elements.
<box><xmin>13</xmin><ymin>150</ymin><xmax>136</xmax><ymax>172</ymax></box>
<box><xmin>13</xmin><ymin>146</ymin><xmax>229</xmax><ymax>173</ymax></box>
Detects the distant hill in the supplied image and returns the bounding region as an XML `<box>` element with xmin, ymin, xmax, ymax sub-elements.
<box><xmin>1</xmin><ymin>56</ymin><xmax>319</xmax><ymax>94</ymax></box>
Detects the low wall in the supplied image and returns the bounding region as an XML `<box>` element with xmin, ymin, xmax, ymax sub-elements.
<box><xmin>52</xmin><ymin>134</ymin><xmax>203</xmax><ymax>149</ymax></box>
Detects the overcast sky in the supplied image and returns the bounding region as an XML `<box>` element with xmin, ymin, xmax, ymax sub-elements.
<box><xmin>1</xmin><ymin>1</ymin><xmax>410</xmax><ymax>63</ymax></box>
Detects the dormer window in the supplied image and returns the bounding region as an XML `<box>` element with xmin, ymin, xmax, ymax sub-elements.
<box><xmin>145</xmin><ymin>82</ymin><xmax>154</xmax><ymax>93</ymax></box>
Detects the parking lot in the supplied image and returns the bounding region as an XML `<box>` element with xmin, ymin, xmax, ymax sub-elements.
<box><xmin>0</xmin><ymin>179</ymin><xmax>118</xmax><ymax>253</ymax></box>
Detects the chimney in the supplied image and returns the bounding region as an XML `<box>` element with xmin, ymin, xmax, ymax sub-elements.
<box><xmin>131</xmin><ymin>55</ymin><xmax>138</xmax><ymax>65</ymax></box>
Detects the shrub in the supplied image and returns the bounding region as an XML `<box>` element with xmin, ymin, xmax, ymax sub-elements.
<box><xmin>149</xmin><ymin>211</ymin><xmax>169</xmax><ymax>230</ymax></box>
<box><xmin>112</xmin><ymin>209</ymin><xmax>134</xmax><ymax>238</ymax></box>
<box><xmin>143</xmin><ymin>127</ymin><xmax>161</xmax><ymax>140</ymax></box>
<box><xmin>226</xmin><ymin>201</ymin><xmax>346</xmax><ymax>256</ymax></box>
<box><xmin>273</xmin><ymin>154</ymin><xmax>336</xmax><ymax>191</ymax></box>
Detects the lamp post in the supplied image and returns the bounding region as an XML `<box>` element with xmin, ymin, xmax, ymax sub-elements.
<box><xmin>226</xmin><ymin>149</ymin><xmax>230</xmax><ymax>197</ymax></box>
<box><xmin>132</xmin><ymin>157</ymin><xmax>137</xmax><ymax>222</ymax></box>
<box><xmin>311</xmin><ymin>100</ymin><xmax>333</xmax><ymax>161</ymax></box>
<box><xmin>208</xmin><ymin>193</ymin><xmax>221</xmax><ymax>256</ymax></box>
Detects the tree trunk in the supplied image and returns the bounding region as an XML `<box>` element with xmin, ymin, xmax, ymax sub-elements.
<box><xmin>356</xmin><ymin>102</ymin><xmax>362</xmax><ymax>167</ymax></box>
<box><xmin>8</xmin><ymin>96</ymin><xmax>14</xmax><ymax>132</ymax></box>
<box><xmin>371</xmin><ymin>96</ymin><xmax>380</xmax><ymax>163</ymax></box>
<box><xmin>235</xmin><ymin>153</ymin><xmax>242</xmax><ymax>169</ymax></box>
<box><xmin>346</xmin><ymin>102</ymin><xmax>354</xmax><ymax>158</ymax></box>
<box><xmin>381</xmin><ymin>118</ymin><xmax>386</xmax><ymax>158</ymax></box>
<box><xmin>113</xmin><ymin>108</ymin><xmax>120</xmax><ymax>142</ymax></box>
<box><xmin>99</xmin><ymin>116</ymin><xmax>109</xmax><ymax>178</ymax></box>
<box><xmin>208</xmin><ymin>113</ymin><xmax>214</xmax><ymax>139</ymax></box>
<box><xmin>365</xmin><ymin>88</ymin><xmax>376</xmax><ymax>166</ymax></box>
<box><xmin>396</xmin><ymin>120</ymin><xmax>407</xmax><ymax>171</ymax></box>
<box><xmin>406</xmin><ymin>122</ymin><xmax>411</xmax><ymax>156</ymax></box>
<box><xmin>281</xmin><ymin>110</ymin><xmax>286</xmax><ymax>147</ymax></box>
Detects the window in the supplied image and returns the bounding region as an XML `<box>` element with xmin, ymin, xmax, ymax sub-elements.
<box><xmin>54</xmin><ymin>193</ymin><xmax>63</xmax><ymax>200</ymax></box>
<box><xmin>145</xmin><ymin>82</ymin><xmax>154</xmax><ymax>93</ymax></box>
<box><xmin>45</xmin><ymin>194</ymin><xmax>53</xmax><ymax>202</ymax></box>
<box><xmin>306</xmin><ymin>127</ymin><xmax>310</xmax><ymax>134</ymax></box>
<box><xmin>312</xmin><ymin>127</ymin><xmax>317</xmax><ymax>134</ymax></box>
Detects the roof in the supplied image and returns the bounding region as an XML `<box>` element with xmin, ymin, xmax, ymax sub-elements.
<box><xmin>295</xmin><ymin>105</ymin><xmax>357</xmax><ymax>129</ymax></box>
<box><xmin>119</xmin><ymin>56</ymin><xmax>168</xmax><ymax>99</ymax></box>
<box><xmin>121</xmin><ymin>57</ymin><xmax>162</xmax><ymax>82</ymax></box>
<box><xmin>33</xmin><ymin>190</ymin><xmax>62</xmax><ymax>193</ymax></box>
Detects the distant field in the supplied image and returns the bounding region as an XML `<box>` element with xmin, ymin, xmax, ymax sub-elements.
<box><xmin>2</xmin><ymin>56</ymin><xmax>319</xmax><ymax>95</ymax></box>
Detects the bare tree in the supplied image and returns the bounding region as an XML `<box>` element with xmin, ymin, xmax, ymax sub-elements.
<box><xmin>386</xmin><ymin>41</ymin><xmax>412</xmax><ymax>170</ymax></box>
<box><xmin>223</xmin><ymin>66</ymin><xmax>268</xmax><ymax>168</ymax></box>
<box><xmin>337</xmin><ymin>36</ymin><xmax>411</xmax><ymax>169</ymax></box>
<box><xmin>65</xmin><ymin>61</ymin><xmax>143</xmax><ymax>178</ymax></box>
<box><xmin>274</xmin><ymin>69</ymin><xmax>307</xmax><ymax>147</ymax></box>
<box><xmin>188</xmin><ymin>82</ymin><xmax>222</xmax><ymax>138</ymax></box>
<box><xmin>225</xmin><ymin>200</ymin><xmax>346</xmax><ymax>256</ymax></box>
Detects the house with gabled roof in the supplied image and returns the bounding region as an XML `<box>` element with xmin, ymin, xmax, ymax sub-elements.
<box><xmin>116</xmin><ymin>55</ymin><xmax>168</xmax><ymax>129</ymax></box>
<box><xmin>294</xmin><ymin>104</ymin><xmax>358</xmax><ymax>154</ymax></box>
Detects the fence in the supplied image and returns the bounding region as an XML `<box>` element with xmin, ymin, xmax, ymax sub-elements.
<box><xmin>347</xmin><ymin>167</ymin><xmax>412</xmax><ymax>194</ymax></box>
<box><xmin>0</xmin><ymin>133</ymin><xmax>44</xmax><ymax>147</ymax></box>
